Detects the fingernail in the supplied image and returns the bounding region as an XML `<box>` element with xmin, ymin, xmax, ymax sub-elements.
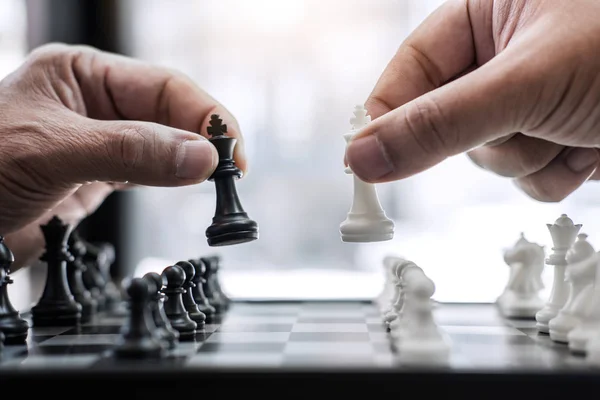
<box><xmin>566</xmin><ymin>148</ymin><xmax>599</xmax><ymax>173</ymax></box>
<box><xmin>176</xmin><ymin>140</ymin><xmax>217</xmax><ymax>179</ymax></box>
<box><xmin>346</xmin><ymin>135</ymin><xmax>393</xmax><ymax>181</ymax></box>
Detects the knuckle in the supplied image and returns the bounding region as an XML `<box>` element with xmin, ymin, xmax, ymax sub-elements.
<box><xmin>523</xmin><ymin>179</ymin><xmax>566</xmax><ymax>203</ymax></box>
<box><xmin>403</xmin><ymin>96</ymin><xmax>456</xmax><ymax>158</ymax></box>
<box><xmin>110</xmin><ymin>125</ymin><xmax>153</xmax><ymax>171</ymax></box>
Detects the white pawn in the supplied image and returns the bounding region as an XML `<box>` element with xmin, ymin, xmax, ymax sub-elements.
<box><xmin>497</xmin><ymin>233</ymin><xmax>546</xmax><ymax>318</ymax></box>
<box><xmin>549</xmin><ymin>233</ymin><xmax>596</xmax><ymax>343</ymax></box>
<box><xmin>389</xmin><ymin>263</ymin><xmax>424</xmax><ymax>342</ymax></box>
<box><xmin>394</xmin><ymin>272</ymin><xmax>451</xmax><ymax>366</ymax></box>
<box><xmin>340</xmin><ymin>105</ymin><xmax>394</xmax><ymax>243</ymax></box>
<box><xmin>568</xmin><ymin>251</ymin><xmax>600</xmax><ymax>353</ymax></box>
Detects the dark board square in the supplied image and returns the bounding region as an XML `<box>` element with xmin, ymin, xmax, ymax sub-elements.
<box><xmin>63</xmin><ymin>325</ymin><xmax>123</xmax><ymax>335</ymax></box>
<box><xmin>26</xmin><ymin>344</ymin><xmax>112</xmax><ymax>356</ymax></box>
<box><xmin>198</xmin><ymin>342</ymin><xmax>286</xmax><ymax>353</ymax></box>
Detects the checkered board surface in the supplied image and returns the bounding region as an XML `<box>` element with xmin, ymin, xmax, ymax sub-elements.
<box><xmin>0</xmin><ymin>301</ymin><xmax>596</xmax><ymax>372</ymax></box>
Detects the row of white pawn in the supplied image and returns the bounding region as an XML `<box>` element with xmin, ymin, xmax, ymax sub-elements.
<box><xmin>376</xmin><ymin>256</ymin><xmax>452</xmax><ymax>366</ymax></box>
<box><xmin>497</xmin><ymin>213</ymin><xmax>600</xmax><ymax>366</ymax></box>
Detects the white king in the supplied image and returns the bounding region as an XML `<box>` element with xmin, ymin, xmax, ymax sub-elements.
<box><xmin>340</xmin><ymin>105</ymin><xmax>394</xmax><ymax>243</ymax></box>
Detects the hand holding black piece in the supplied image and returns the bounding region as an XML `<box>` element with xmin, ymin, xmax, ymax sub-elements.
<box><xmin>205</xmin><ymin>114</ymin><xmax>258</xmax><ymax>246</ymax></box>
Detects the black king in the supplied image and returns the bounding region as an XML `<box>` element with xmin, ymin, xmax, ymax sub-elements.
<box><xmin>205</xmin><ymin>114</ymin><xmax>258</xmax><ymax>246</ymax></box>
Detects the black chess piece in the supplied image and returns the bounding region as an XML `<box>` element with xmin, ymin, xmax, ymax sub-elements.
<box><xmin>0</xmin><ymin>329</ymin><xmax>4</xmax><ymax>356</ymax></box>
<box><xmin>188</xmin><ymin>259</ymin><xmax>216</xmax><ymax>322</ymax></box>
<box><xmin>31</xmin><ymin>216</ymin><xmax>82</xmax><ymax>327</ymax></box>
<box><xmin>209</xmin><ymin>255</ymin><xmax>231</xmax><ymax>310</ymax></box>
<box><xmin>96</xmin><ymin>242</ymin><xmax>122</xmax><ymax>311</ymax></box>
<box><xmin>112</xmin><ymin>277</ymin><xmax>165</xmax><ymax>359</ymax></box>
<box><xmin>205</xmin><ymin>114</ymin><xmax>258</xmax><ymax>246</ymax></box>
<box><xmin>143</xmin><ymin>272</ymin><xmax>179</xmax><ymax>349</ymax></box>
<box><xmin>174</xmin><ymin>261</ymin><xmax>206</xmax><ymax>329</ymax></box>
<box><xmin>0</xmin><ymin>238</ymin><xmax>29</xmax><ymax>344</ymax></box>
<box><xmin>161</xmin><ymin>265</ymin><xmax>197</xmax><ymax>341</ymax></box>
<box><xmin>66</xmin><ymin>231</ymin><xmax>97</xmax><ymax>323</ymax></box>
<box><xmin>81</xmin><ymin>240</ymin><xmax>108</xmax><ymax>311</ymax></box>
<box><xmin>201</xmin><ymin>256</ymin><xmax>226</xmax><ymax>313</ymax></box>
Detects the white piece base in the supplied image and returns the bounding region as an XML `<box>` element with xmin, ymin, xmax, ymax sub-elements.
<box><xmin>497</xmin><ymin>291</ymin><xmax>544</xmax><ymax>319</ymax></box>
<box><xmin>569</xmin><ymin>321</ymin><xmax>600</xmax><ymax>354</ymax></box>
<box><xmin>340</xmin><ymin>212</ymin><xmax>394</xmax><ymax>243</ymax></box>
<box><xmin>535</xmin><ymin>304</ymin><xmax>562</xmax><ymax>334</ymax></box>
<box><xmin>549</xmin><ymin>312</ymin><xmax>581</xmax><ymax>343</ymax></box>
<box><xmin>586</xmin><ymin>335</ymin><xmax>600</xmax><ymax>367</ymax></box>
<box><xmin>394</xmin><ymin>335</ymin><xmax>451</xmax><ymax>367</ymax></box>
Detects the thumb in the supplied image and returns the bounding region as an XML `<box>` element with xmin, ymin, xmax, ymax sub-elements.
<box><xmin>60</xmin><ymin>119</ymin><xmax>219</xmax><ymax>186</ymax></box>
<box><xmin>345</xmin><ymin>52</ymin><xmax>539</xmax><ymax>183</ymax></box>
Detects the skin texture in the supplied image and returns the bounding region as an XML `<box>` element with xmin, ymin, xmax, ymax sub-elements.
<box><xmin>345</xmin><ymin>0</ymin><xmax>600</xmax><ymax>202</ymax></box>
<box><xmin>0</xmin><ymin>43</ymin><xmax>246</xmax><ymax>271</ymax></box>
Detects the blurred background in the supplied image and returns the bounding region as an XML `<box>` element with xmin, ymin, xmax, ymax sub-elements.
<box><xmin>3</xmin><ymin>0</ymin><xmax>600</xmax><ymax>307</ymax></box>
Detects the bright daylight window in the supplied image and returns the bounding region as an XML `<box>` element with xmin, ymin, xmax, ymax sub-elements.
<box><xmin>119</xmin><ymin>0</ymin><xmax>600</xmax><ymax>302</ymax></box>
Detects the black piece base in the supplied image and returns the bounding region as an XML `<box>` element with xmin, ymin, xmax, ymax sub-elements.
<box><xmin>177</xmin><ymin>330</ymin><xmax>196</xmax><ymax>342</ymax></box>
<box><xmin>207</xmin><ymin>230</ymin><xmax>258</xmax><ymax>247</ymax></box>
<box><xmin>206</xmin><ymin>213</ymin><xmax>258</xmax><ymax>247</ymax></box>
<box><xmin>0</xmin><ymin>316</ymin><xmax>30</xmax><ymax>345</ymax></box>
<box><xmin>112</xmin><ymin>341</ymin><xmax>166</xmax><ymax>360</ymax></box>
<box><xmin>31</xmin><ymin>303</ymin><xmax>81</xmax><ymax>327</ymax></box>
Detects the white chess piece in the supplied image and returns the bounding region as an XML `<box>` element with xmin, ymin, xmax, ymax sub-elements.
<box><xmin>383</xmin><ymin>260</ymin><xmax>416</xmax><ymax>324</ymax></box>
<box><xmin>497</xmin><ymin>233</ymin><xmax>546</xmax><ymax>318</ymax></box>
<box><xmin>535</xmin><ymin>214</ymin><xmax>581</xmax><ymax>333</ymax></box>
<box><xmin>585</xmin><ymin>324</ymin><xmax>600</xmax><ymax>367</ymax></box>
<box><xmin>549</xmin><ymin>234</ymin><xmax>596</xmax><ymax>343</ymax></box>
<box><xmin>389</xmin><ymin>263</ymin><xmax>424</xmax><ymax>342</ymax></box>
<box><xmin>568</xmin><ymin>251</ymin><xmax>600</xmax><ymax>353</ymax></box>
<box><xmin>377</xmin><ymin>255</ymin><xmax>404</xmax><ymax>314</ymax></box>
<box><xmin>393</xmin><ymin>272</ymin><xmax>451</xmax><ymax>367</ymax></box>
<box><xmin>340</xmin><ymin>105</ymin><xmax>394</xmax><ymax>243</ymax></box>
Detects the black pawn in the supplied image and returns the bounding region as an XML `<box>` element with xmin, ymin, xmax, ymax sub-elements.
<box><xmin>0</xmin><ymin>238</ymin><xmax>29</xmax><ymax>344</ymax></box>
<box><xmin>161</xmin><ymin>265</ymin><xmax>196</xmax><ymax>341</ymax></box>
<box><xmin>143</xmin><ymin>272</ymin><xmax>179</xmax><ymax>349</ymax></box>
<box><xmin>205</xmin><ymin>114</ymin><xmax>258</xmax><ymax>246</ymax></box>
<box><xmin>31</xmin><ymin>216</ymin><xmax>82</xmax><ymax>327</ymax></box>
<box><xmin>113</xmin><ymin>277</ymin><xmax>165</xmax><ymax>359</ymax></box>
<box><xmin>175</xmin><ymin>261</ymin><xmax>206</xmax><ymax>329</ymax></box>
<box><xmin>201</xmin><ymin>257</ymin><xmax>226</xmax><ymax>313</ymax></box>
<box><xmin>66</xmin><ymin>231</ymin><xmax>97</xmax><ymax>323</ymax></box>
<box><xmin>81</xmin><ymin>241</ymin><xmax>107</xmax><ymax>311</ymax></box>
<box><xmin>188</xmin><ymin>259</ymin><xmax>216</xmax><ymax>322</ymax></box>
<box><xmin>96</xmin><ymin>242</ymin><xmax>122</xmax><ymax>311</ymax></box>
<box><xmin>209</xmin><ymin>255</ymin><xmax>231</xmax><ymax>310</ymax></box>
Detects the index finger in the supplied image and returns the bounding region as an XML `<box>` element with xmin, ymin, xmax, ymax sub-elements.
<box><xmin>65</xmin><ymin>45</ymin><xmax>248</xmax><ymax>174</ymax></box>
<box><xmin>365</xmin><ymin>0</ymin><xmax>493</xmax><ymax>119</ymax></box>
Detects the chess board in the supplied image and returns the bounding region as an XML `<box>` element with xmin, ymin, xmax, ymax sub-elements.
<box><xmin>1</xmin><ymin>300</ymin><xmax>599</xmax><ymax>396</ymax></box>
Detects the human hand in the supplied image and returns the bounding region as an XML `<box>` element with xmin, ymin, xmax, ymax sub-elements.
<box><xmin>0</xmin><ymin>43</ymin><xmax>246</xmax><ymax>270</ymax></box>
<box><xmin>345</xmin><ymin>0</ymin><xmax>600</xmax><ymax>202</ymax></box>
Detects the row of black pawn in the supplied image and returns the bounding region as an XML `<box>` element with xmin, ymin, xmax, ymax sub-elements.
<box><xmin>113</xmin><ymin>259</ymin><xmax>230</xmax><ymax>359</ymax></box>
<box><xmin>0</xmin><ymin>216</ymin><xmax>123</xmax><ymax>353</ymax></box>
